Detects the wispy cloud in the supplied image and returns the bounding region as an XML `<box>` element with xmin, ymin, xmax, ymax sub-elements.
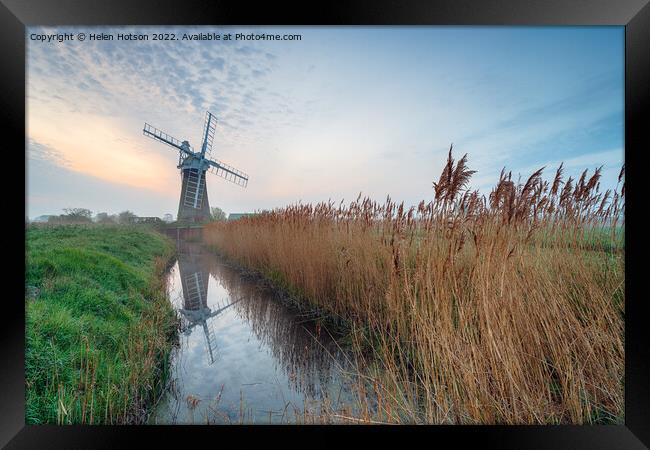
<box><xmin>27</xmin><ymin>138</ymin><xmax>71</xmax><ymax>168</ymax></box>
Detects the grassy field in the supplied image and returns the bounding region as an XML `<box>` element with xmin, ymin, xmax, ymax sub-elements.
<box><xmin>204</xmin><ymin>152</ymin><xmax>624</xmax><ymax>424</ymax></box>
<box><xmin>25</xmin><ymin>225</ymin><xmax>177</xmax><ymax>424</ymax></box>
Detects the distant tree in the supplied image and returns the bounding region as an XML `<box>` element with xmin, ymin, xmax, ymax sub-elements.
<box><xmin>210</xmin><ymin>207</ymin><xmax>227</xmax><ymax>222</ymax></box>
<box><xmin>60</xmin><ymin>208</ymin><xmax>93</xmax><ymax>223</ymax></box>
<box><xmin>64</xmin><ymin>208</ymin><xmax>92</xmax><ymax>218</ymax></box>
<box><xmin>163</xmin><ymin>213</ymin><xmax>174</xmax><ymax>223</ymax></box>
<box><xmin>95</xmin><ymin>212</ymin><xmax>116</xmax><ymax>224</ymax></box>
<box><xmin>118</xmin><ymin>210</ymin><xmax>137</xmax><ymax>224</ymax></box>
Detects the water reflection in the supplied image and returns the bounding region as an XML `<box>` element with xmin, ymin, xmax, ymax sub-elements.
<box><xmin>177</xmin><ymin>247</ymin><xmax>239</xmax><ymax>365</ymax></box>
<box><xmin>210</xmin><ymin>261</ymin><xmax>348</xmax><ymax>401</ymax></box>
<box><xmin>150</xmin><ymin>242</ymin><xmax>361</xmax><ymax>424</ymax></box>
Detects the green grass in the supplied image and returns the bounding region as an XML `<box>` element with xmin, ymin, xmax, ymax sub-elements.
<box><xmin>25</xmin><ymin>225</ymin><xmax>177</xmax><ymax>424</ymax></box>
<box><xmin>533</xmin><ymin>224</ymin><xmax>624</xmax><ymax>253</ymax></box>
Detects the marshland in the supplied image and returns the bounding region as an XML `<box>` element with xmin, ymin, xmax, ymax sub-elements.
<box><xmin>202</xmin><ymin>149</ymin><xmax>625</xmax><ymax>424</ymax></box>
<box><xmin>25</xmin><ymin>150</ymin><xmax>624</xmax><ymax>425</ymax></box>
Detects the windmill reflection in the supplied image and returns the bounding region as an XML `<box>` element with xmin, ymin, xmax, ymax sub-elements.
<box><xmin>176</xmin><ymin>243</ymin><xmax>239</xmax><ymax>364</ymax></box>
<box><xmin>208</xmin><ymin>261</ymin><xmax>353</xmax><ymax>400</ymax></box>
<box><xmin>153</xmin><ymin>241</ymin><xmax>375</xmax><ymax>424</ymax></box>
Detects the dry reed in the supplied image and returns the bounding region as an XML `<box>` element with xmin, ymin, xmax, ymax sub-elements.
<box><xmin>204</xmin><ymin>148</ymin><xmax>624</xmax><ymax>424</ymax></box>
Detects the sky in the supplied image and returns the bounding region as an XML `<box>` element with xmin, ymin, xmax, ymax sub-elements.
<box><xmin>26</xmin><ymin>26</ymin><xmax>624</xmax><ymax>219</ymax></box>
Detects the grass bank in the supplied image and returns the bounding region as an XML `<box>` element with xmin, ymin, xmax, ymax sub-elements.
<box><xmin>25</xmin><ymin>225</ymin><xmax>177</xmax><ymax>424</ymax></box>
<box><xmin>204</xmin><ymin>152</ymin><xmax>624</xmax><ymax>424</ymax></box>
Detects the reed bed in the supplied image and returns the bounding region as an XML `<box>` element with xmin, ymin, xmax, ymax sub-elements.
<box><xmin>204</xmin><ymin>148</ymin><xmax>624</xmax><ymax>424</ymax></box>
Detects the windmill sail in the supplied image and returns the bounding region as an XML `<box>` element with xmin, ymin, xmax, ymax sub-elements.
<box><xmin>208</xmin><ymin>297</ymin><xmax>242</xmax><ymax>318</ymax></box>
<box><xmin>183</xmin><ymin>168</ymin><xmax>205</xmax><ymax>209</ymax></box>
<box><xmin>207</xmin><ymin>159</ymin><xmax>249</xmax><ymax>187</ymax></box>
<box><xmin>202</xmin><ymin>320</ymin><xmax>216</xmax><ymax>364</ymax></box>
<box><xmin>143</xmin><ymin>123</ymin><xmax>193</xmax><ymax>155</ymax></box>
<box><xmin>200</xmin><ymin>111</ymin><xmax>217</xmax><ymax>158</ymax></box>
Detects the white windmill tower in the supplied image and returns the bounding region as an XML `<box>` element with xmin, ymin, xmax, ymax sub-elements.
<box><xmin>143</xmin><ymin>111</ymin><xmax>248</xmax><ymax>223</ymax></box>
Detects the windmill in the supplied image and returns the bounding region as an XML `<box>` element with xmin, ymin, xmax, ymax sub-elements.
<box><xmin>143</xmin><ymin>111</ymin><xmax>248</xmax><ymax>223</ymax></box>
<box><xmin>176</xmin><ymin>245</ymin><xmax>242</xmax><ymax>364</ymax></box>
<box><xmin>178</xmin><ymin>269</ymin><xmax>241</xmax><ymax>365</ymax></box>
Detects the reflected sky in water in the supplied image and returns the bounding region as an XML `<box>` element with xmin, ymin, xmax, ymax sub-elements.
<box><xmin>149</xmin><ymin>243</ymin><xmax>363</xmax><ymax>424</ymax></box>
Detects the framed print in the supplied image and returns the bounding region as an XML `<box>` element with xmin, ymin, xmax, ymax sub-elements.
<box><xmin>2</xmin><ymin>0</ymin><xmax>648</xmax><ymax>447</ymax></box>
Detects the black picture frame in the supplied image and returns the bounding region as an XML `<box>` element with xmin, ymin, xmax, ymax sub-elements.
<box><xmin>3</xmin><ymin>0</ymin><xmax>647</xmax><ymax>447</ymax></box>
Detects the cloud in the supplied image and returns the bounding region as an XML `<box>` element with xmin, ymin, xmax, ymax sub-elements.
<box><xmin>27</xmin><ymin>138</ymin><xmax>71</xmax><ymax>168</ymax></box>
<box><xmin>27</xmin><ymin>25</ymin><xmax>292</xmax><ymax>189</ymax></box>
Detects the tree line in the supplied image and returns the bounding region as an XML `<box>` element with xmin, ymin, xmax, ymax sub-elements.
<box><xmin>42</xmin><ymin>207</ymin><xmax>229</xmax><ymax>224</ymax></box>
<box><xmin>45</xmin><ymin>208</ymin><xmax>138</xmax><ymax>224</ymax></box>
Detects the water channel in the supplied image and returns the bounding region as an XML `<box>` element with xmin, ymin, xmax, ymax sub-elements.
<box><xmin>148</xmin><ymin>241</ymin><xmax>368</xmax><ymax>424</ymax></box>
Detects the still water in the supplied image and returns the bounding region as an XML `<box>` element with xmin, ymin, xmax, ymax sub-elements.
<box><xmin>148</xmin><ymin>242</ymin><xmax>365</xmax><ymax>424</ymax></box>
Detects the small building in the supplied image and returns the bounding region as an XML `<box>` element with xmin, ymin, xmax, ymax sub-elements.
<box><xmin>130</xmin><ymin>216</ymin><xmax>164</xmax><ymax>225</ymax></box>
